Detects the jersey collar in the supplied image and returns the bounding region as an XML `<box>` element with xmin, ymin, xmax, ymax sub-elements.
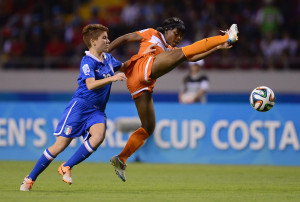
<box><xmin>158</xmin><ymin>32</ymin><xmax>168</xmax><ymax>47</ymax></box>
<box><xmin>85</xmin><ymin>51</ymin><xmax>106</xmax><ymax>63</ymax></box>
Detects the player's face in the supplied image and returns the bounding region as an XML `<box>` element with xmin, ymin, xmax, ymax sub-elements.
<box><xmin>93</xmin><ymin>31</ymin><xmax>110</xmax><ymax>53</ymax></box>
<box><xmin>165</xmin><ymin>28</ymin><xmax>183</xmax><ymax>47</ymax></box>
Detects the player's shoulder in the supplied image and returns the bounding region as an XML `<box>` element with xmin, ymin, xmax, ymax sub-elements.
<box><xmin>138</xmin><ymin>28</ymin><xmax>158</xmax><ymax>35</ymax></box>
<box><xmin>82</xmin><ymin>55</ymin><xmax>95</xmax><ymax>64</ymax></box>
<box><xmin>81</xmin><ymin>55</ymin><xmax>97</xmax><ymax>70</ymax></box>
<box><xmin>197</xmin><ymin>75</ymin><xmax>209</xmax><ymax>82</ymax></box>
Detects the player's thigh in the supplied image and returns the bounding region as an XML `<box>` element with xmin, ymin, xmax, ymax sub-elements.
<box><xmin>151</xmin><ymin>49</ymin><xmax>186</xmax><ymax>79</ymax></box>
<box><xmin>88</xmin><ymin>123</ymin><xmax>106</xmax><ymax>148</ymax></box>
<box><xmin>134</xmin><ymin>91</ymin><xmax>155</xmax><ymax>134</ymax></box>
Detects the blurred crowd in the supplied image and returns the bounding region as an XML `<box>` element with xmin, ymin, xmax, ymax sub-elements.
<box><xmin>1</xmin><ymin>0</ymin><xmax>300</xmax><ymax>70</ymax></box>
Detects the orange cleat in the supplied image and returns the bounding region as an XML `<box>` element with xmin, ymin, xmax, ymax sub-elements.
<box><xmin>58</xmin><ymin>162</ymin><xmax>72</xmax><ymax>184</ymax></box>
<box><xmin>20</xmin><ymin>176</ymin><xmax>34</xmax><ymax>191</ymax></box>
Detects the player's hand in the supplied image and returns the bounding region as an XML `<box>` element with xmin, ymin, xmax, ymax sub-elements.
<box><xmin>142</xmin><ymin>43</ymin><xmax>157</xmax><ymax>55</ymax></box>
<box><xmin>217</xmin><ymin>42</ymin><xmax>232</xmax><ymax>50</ymax></box>
<box><xmin>111</xmin><ymin>73</ymin><xmax>127</xmax><ymax>82</ymax></box>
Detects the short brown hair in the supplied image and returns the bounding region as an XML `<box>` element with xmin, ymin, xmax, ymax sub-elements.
<box><xmin>82</xmin><ymin>24</ymin><xmax>109</xmax><ymax>48</ymax></box>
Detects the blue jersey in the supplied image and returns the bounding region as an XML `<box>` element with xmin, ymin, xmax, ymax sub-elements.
<box><xmin>54</xmin><ymin>51</ymin><xmax>121</xmax><ymax>138</ymax></box>
<box><xmin>73</xmin><ymin>51</ymin><xmax>122</xmax><ymax>111</ymax></box>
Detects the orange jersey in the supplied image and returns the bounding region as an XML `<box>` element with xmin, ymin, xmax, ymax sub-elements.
<box><xmin>136</xmin><ymin>28</ymin><xmax>172</xmax><ymax>56</ymax></box>
<box><xmin>125</xmin><ymin>28</ymin><xmax>174</xmax><ymax>99</ymax></box>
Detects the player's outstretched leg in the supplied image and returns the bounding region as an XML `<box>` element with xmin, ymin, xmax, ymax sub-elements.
<box><xmin>110</xmin><ymin>155</ymin><xmax>127</xmax><ymax>182</ymax></box>
<box><xmin>182</xmin><ymin>23</ymin><xmax>239</xmax><ymax>59</ymax></box>
<box><xmin>58</xmin><ymin>162</ymin><xmax>73</xmax><ymax>184</ymax></box>
<box><xmin>20</xmin><ymin>176</ymin><xmax>34</xmax><ymax>191</ymax></box>
<box><xmin>151</xmin><ymin>24</ymin><xmax>239</xmax><ymax>80</ymax></box>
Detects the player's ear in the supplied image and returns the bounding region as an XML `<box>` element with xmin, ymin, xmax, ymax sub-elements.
<box><xmin>90</xmin><ymin>38</ymin><xmax>96</xmax><ymax>47</ymax></box>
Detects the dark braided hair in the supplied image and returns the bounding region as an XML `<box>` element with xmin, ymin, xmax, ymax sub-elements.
<box><xmin>156</xmin><ymin>17</ymin><xmax>186</xmax><ymax>34</ymax></box>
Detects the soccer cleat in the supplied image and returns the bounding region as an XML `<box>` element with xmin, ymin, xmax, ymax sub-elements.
<box><xmin>58</xmin><ymin>162</ymin><xmax>72</xmax><ymax>185</ymax></box>
<box><xmin>110</xmin><ymin>155</ymin><xmax>127</xmax><ymax>182</ymax></box>
<box><xmin>20</xmin><ymin>176</ymin><xmax>34</xmax><ymax>191</ymax></box>
<box><xmin>221</xmin><ymin>24</ymin><xmax>239</xmax><ymax>44</ymax></box>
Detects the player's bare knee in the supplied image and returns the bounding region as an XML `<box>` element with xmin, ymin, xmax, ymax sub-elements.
<box><xmin>49</xmin><ymin>144</ymin><xmax>67</xmax><ymax>156</ymax></box>
<box><xmin>90</xmin><ymin>133</ymin><xmax>105</xmax><ymax>146</ymax></box>
<box><xmin>142</xmin><ymin>123</ymin><xmax>155</xmax><ymax>135</ymax></box>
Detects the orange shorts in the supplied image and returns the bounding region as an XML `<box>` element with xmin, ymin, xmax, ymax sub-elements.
<box><xmin>125</xmin><ymin>54</ymin><xmax>156</xmax><ymax>99</ymax></box>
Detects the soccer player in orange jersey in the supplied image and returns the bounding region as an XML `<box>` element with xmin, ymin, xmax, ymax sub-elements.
<box><xmin>109</xmin><ymin>17</ymin><xmax>238</xmax><ymax>182</ymax></box>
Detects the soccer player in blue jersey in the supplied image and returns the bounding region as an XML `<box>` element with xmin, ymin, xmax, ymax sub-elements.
<box><xmin>20</xmin><ymin>24</ymin><xmax>129</xmax><ymax>191</ymax></box>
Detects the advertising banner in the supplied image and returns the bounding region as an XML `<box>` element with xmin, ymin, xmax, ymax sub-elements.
<box><xmin>0</xmin><ymin>102</ymin><xmax>299</xmax><ymax>166</ymax></box>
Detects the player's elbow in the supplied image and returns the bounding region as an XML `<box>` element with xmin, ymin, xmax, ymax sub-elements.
<box><xmin>86</xmin><ymin>84</ymin><xmax>95</xmax><ymax>90</ymax></box>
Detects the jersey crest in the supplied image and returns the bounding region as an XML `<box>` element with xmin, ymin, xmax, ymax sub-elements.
<box><xmin>82</xmin><ymin>64</ymin><xmax>90</xmax><ymax>75</ymax></box>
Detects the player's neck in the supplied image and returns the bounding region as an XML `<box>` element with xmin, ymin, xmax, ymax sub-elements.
<box><xmin>89</xmin><ymin>49</ymin><xmax>104</xmax><ymax>62</ymax></box>
<box><xmin>98</xmin><ymin>53</ymin><xmax>104</xmax><ymax>62</ymax></box>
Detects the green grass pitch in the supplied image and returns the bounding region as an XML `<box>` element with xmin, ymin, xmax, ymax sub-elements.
<box><xmin>1</xmin><ymin>161</ymin><xmax>300</xmax><ymax>202</ymax></box>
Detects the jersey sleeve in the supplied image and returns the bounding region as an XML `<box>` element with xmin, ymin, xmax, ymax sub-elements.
<box><xmin>200</xmin><ymin>79</ymin><xmax>210</xmax><ymax>90</ymax></box>
<box><xmin>80</xmin><ymin>57</ymin><xmax>95</xmax><ymax>81</ymax></box>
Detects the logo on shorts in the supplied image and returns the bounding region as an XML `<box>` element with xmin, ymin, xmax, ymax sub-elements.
<box><xmin>64</xmin><ymin>125</ymin><xmax>72</xmax><ymax>135</ymax></box>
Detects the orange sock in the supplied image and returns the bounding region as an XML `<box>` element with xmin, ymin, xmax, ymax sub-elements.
<box><xmin>182</xmin><ymin>35</ymin><xmax>228</xmax><ymax>59</ymax></box>
<box><xmin>119</xmin><ymin>127</ymin><xmax>149</xmax><ymax>163</ymax></box>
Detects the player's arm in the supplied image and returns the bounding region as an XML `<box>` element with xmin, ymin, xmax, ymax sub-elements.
<box><xmin>178</xmin><ymin>90</ymin><xmax>185</xmax><ymax>103</ymax></box>
<box><xmin>108</xmin><ymin>32</ymin><xmax>143</xmax><ymax>52</ymax></box>
<box><xmin>118</xmin><ymin>61</ymin><xmax>128</xmax><ymax>72</ymax></box>
<box><xmin>187</xmin><ymin>42</ymin><xmax>231</xmax><ymax>62</ymax></box>
<box><xmin>194</xmin><ymin>89</ymin><xmax>206</xmax><ymax>101</ymax></box>
<box><xmin>178</xmin><ymin>80</ymin><xmax>187</xmax><ymax>103</ymax></box>
<box><xmin>85</xmin><ymin>74</ymin><xmax>127</xmax><ymax>90</ymax></box>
